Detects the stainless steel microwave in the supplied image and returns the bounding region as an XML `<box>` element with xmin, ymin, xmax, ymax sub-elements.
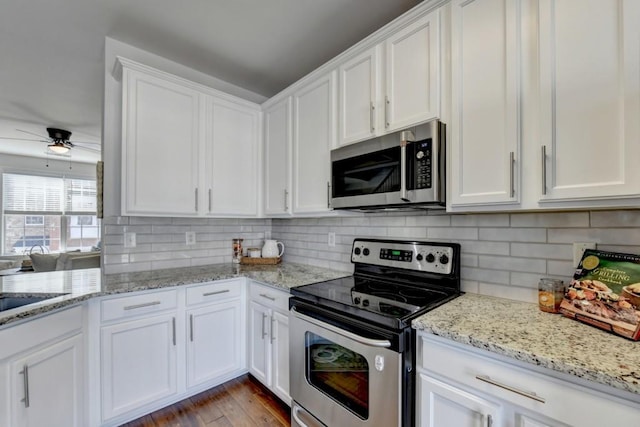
<box><xmin>331</xmin><ymin>120</ymin><xmax>445</xmax><ymax>210</ymax></box>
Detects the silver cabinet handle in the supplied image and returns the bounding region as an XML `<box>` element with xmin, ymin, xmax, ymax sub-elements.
<box><xmin>203</xmin><ymin>289</ymin><xmax>229</xmax><ymax>297</ymax></box>
<box><xmin>189</xmin><ymin>314</ymin><xmax>194</xmax><ymax>342</ymax></box>
<box><xmin>284</xmin><ymin>189</ymin><xmax>289</xmax><ymax>211</ymax></box>
<box><xmin>327</xmin><ymin>181</ymin><xmax>331</xmax><ymax>208</ymax></box>
<box><xmin>509</xmin><ymin>151</ymin><xmax>515</xmax><ymax>198</ymax></box>
<box><xmin>195</xmin><ymin>188</ymin><xmax>198</xmax><ymax>211</ymax></box>
<box><xmin>172</xmin><ymin>317</ymin><xmax>176</xmax><ymax>346</ymax></box>
<box><xmin>486</xmin><ymin>414</ymin><xmax>493</xmax><ymax>427</ymax></box>
<box><xmin>261</xmin><ymin>313</ymin><xmax>268</xmax><ymax>339</ymax></box>
<box><xmin>385</xmin><ymin>96</ymin><xmax>390</xmax><ymax>128</ymax></box>
<box><xmin>270</xmin><ymin>316</ymin><xmax>276</xmax><ymax>343</ymax></box>
<box><xmin>541</xmin><ymin>145</ymin><xmax>547</xmax><ymax>195</ymax></box>
<box><xmin>292</xmin><ymin>307</ymin><xmax>391</xmax><ymax>348</ymax></box>
<box><xmin>476</xmin><ymin>375</ymin><xmax>545</xmax><ymax>403</ymax></box>
<box><xmin>400</xmin><ymin>130</ymin><xmax>415</xmax><ymax>202</ymax></box>
<box><xmin>20</xmin><ymin>365</ymin><xmax>29</xmax><ymax>408</ymax></box>
<box><xmin>208</xmin><ymin>188</ymin><xmax>212</xmax><ymax>212</ymax></box>
<box><xmin>124</xmin><ymin>301</ymin><xmax>161</xmax><ymax>310</ymax></box>
<box><xmin>259</xmin><ymin>293</ymin><xmax>276</xmax><ymax>301</ymax></box>
<box><xmin>370</xmin><ymin>101</ymin><xmax>375</xmax><ymax>133</ymax></box>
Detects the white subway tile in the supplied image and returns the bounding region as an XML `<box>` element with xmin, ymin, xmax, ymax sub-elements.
<box><xmin>460</xmin><ymin>280</ymin><xmax>479</xmax><ymax>294</ymax></box>
<box><xmin>103</xmin><ymin>216</ymin><xmax>129</xmax><ymax>225</ymax></box>
<box><xmin>547</xmin><ymin>260</ymin><xmax>574</xmax><ymax>277</ymax></box>
<box><xmin>428</xmin><ymin>227</ymin><xmax>478</xmax><ymax>240</ymax></box>
<box><xmin>451</xmin><ymin>213</ymin><xmax>509</xmax><ymax>227</ymax></box>
<box><xmin>370</xmin><ymin>216</ymin><xmax>406</xmax><ymax>226</ymax></box>
<box><xmin>510</xmin><ymin>212</ymin><xmax>589</xmax><ymax>228</ymax></box>
<box><xmin>479</xmin><ymin>255</ymin><xmax>546</xmax><ymax>274</ymax></box>
<box><xmin>461</xmin><ymin>241</ymin><xmax>510</xmax><ymax>256</ymax></box>
<box><xmin>387</xmin><ymin>227</ymin><xmax>428</xmax><ymax>239</ymax></box>
<box><xmin>103</xmin><ymin>261</ymin><xmax>151</xmax><ymax>275</ymax></box>
<box><xmin>510</xmin><ymin>272</ymin><xmax>542</xmax><ymax>288</ymax></box>
<box><xmin>461</xmin><ymin>267</ymin><xmax>510</xmax><ymax>285</ymax></box>
<box><xmin>477</xmin><ymin>283</ymin><xmax>537</xmax><ymax>303</ymax></box>
<box><xmin>151</xmin><ymin>258</ymin><xmax>191</xmax><ymax>270</ymax></box>
<box><xmin>510</xmin><ymin>243</ymin><xmax>572</xmax><ymax>260</ymax></box>
<box><xmin>460</xmin><ymin>254</ymin><xmax>478</xmax><ymax>268</ymax></box>
<box><xmin>479</xmin><ymin>228</ymin><xmax>546</xmax><ymax>242</ymax></box>
<box><xmin>129</xmin><ymin>217</ymin><xmax>171</xmax><ymax>225</ymax></box>
<box><xmin>591</xmin><ymin>210</ymin><xmax>640</xmax><ymax>227</ymax></box>
<box><xmin>405</xmin><ymin>215</ymin><xmax>451</xmax><ymax>227</ymax></box>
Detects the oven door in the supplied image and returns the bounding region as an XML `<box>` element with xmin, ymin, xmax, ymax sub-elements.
<box><xmin>290</xmin><ymin>305</ymin><xmax>401</xmax><ymax>427</ymax></box>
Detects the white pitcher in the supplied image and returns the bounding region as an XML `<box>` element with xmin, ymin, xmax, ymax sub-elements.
<box><xmin>262</xmin><ymin>240</ymin><xmax>284</xmax><ymax>258</ymax></box>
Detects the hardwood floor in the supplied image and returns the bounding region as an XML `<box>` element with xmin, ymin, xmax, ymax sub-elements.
<box><xmin>121</xmin><ymin>375</ymin><xmax>291</xmax><ymax>427</ymax></box>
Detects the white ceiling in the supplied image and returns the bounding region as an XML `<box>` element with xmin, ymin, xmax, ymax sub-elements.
<box><xmin>0</xmin><ymin>0</ymin><xmax>420</xmax><ymax>164</ymax></box>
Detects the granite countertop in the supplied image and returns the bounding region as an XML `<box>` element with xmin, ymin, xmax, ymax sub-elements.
<box><xmin>413</xmin><ymin>293</ymin><xmax>640</xmax><ymax>397</ymax></box>
<box><xmin>0</xmin><ymin>263</ymin><xmax>350</xmax><ymax>327</ymax></box>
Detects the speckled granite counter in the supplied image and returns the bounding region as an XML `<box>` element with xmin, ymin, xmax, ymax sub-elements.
<box><xmin>0</xmin><ymin>263</ymin><xmax>350</xmax><ymax>327</ymax></box>
<box><xmin>413</xmin><ymin>293</ymin><xmax>640</xmax><ymax>397</ymax></box>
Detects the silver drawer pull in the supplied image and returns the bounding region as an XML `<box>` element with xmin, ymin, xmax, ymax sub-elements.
<box><xmin>259</xmin><ymin>293</ymin><xmax>276</xmax><ymax>301</ymax></box>
<box><xmin>20</xmin><ymin>365</ymin><xmax>30</xmax><ymax>408</ymax></box>
<box><xmin>476</xmin><ymin>375</ymin><xmax>545</xmax><ymax>403</ymax></box>
<box><xmin>124</xmin><ymin>301</ymin><xmax>161</xmax><ymax>310</ymax></box>
<box><xmin>203</xmin><ymin>290</ymin><xmax>230</xmax><ymax>297</ymax></box>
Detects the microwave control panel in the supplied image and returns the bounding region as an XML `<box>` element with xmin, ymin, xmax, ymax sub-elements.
<box><xmin>413</xmin><ymin>139</ymin><xmax>432</xmax><ymax>189</ymax></box>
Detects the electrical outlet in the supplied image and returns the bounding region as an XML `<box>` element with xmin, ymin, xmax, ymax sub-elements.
<box><xmin>124</xmin><ymin>232</ymin><xmax>136</xmax><ymax>248</ymax></box>
<box><xmin>328</xmin><ymin>232</ymin><xmax>336</xmax><ymax>247</ymax></box>
<box><xmin>186</xmin><ymin>231</ymin><xmax>196</xmax><ymax>245</ymax></box>
<box><xmin>573</xmin><ymin>242</ymin><xmax>596</xmax><ymax>267</ymax></box>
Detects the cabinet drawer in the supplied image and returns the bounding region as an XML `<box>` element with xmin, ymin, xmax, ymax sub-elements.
<box><xmin>101</xmin><ymin>289</ymin><xmax>177</xmax><ymax>322</ymax></box>
<box><xmin>186</xmin><ymin>280</ymin><xmax>242</xmax><ymax>306</ymax></box>
<box><xmin>249</xmin><ymin>282</ymin><xmax>290</xmax><ymax>312</ymax></box>
<box><xmin>419</xmin><ymin>334</ymin><xmax>640</xmax><ymax>426</ymax></box>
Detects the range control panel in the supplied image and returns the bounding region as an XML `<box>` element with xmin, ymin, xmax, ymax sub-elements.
<box><xmin>351</xmin><ymin>239</ymin><xmax>456</xmax><ymax>275</ymax></box>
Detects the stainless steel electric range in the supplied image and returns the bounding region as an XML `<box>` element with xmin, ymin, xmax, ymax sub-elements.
<box><xmin>289</xmin><ymin>238</ymin><xmax>461</xmax><ymax>427</ymax></box>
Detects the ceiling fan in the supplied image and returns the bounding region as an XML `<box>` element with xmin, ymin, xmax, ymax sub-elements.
<box><xmin>0</xmin><ymin>127</ymin><xmax>100</xmax><ymax>155</ymax></box>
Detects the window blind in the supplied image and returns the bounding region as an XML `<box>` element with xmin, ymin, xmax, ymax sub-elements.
<box><xmin>3</xmin><ymin>173</ymin><xmax>96</xmax><ymax>215</ymax></box>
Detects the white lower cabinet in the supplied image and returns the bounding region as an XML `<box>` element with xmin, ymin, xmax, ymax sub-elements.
<box><xmin>0</xmin><ymin>306</ymin><xmax>84</xmax><ymax>427</ymax></box>
<box><xmin>248</xmin><ymin>281</ymin><xmax>291</xmax><ymax>404</ymax></box>
<box><xmin>97</xmin><ymin>280</ymin><xmax>247</xmax><ymax>426</ymax></box>
<box><xmin>417</xmin><ymin>333</ymin><xmax>640</xmax><ymax>427</ymax></box>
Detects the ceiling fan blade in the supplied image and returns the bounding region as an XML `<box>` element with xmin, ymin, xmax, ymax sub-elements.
<box><xmin>70</xmin><ymin>140</ymin><xmax>101</xmax><ymax>146</ymax></box>
<box><xmin>70</xmin><ymin>145</ymin><xmax>101</xmax><ymax>153</ymax></box>
<box><xmin>17</xmin><ymin>128</ymin><xmax>49</xmax><ymax>139</ymax></box>
<box><xmin>0</xmin><ymin>136</ymin><xmax>47</xmax><ymax>142</ymax></box>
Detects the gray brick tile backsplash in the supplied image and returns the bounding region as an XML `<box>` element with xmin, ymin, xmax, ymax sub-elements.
<box><xmin>102</xmin><ymin>210</ymin><xmax>640</xmax><ymax>304</ymax></box>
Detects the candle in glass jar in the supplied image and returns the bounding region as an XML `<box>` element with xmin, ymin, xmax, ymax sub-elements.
<box><xmin>232</xmin><ymin>238</ymin><xmax>243</xmax><ymax>264</ymax></box>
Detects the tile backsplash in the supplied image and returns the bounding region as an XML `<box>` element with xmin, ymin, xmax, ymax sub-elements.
<box><xmin>103</xmin><ymin>210</ymin><xmax>640</xmax><ymax>304</ymax></box>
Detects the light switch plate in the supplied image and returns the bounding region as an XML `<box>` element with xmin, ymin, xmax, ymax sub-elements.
<box><xmin>328</xmin><ymin>232</ymin><xmax>336</xmax><ymax>247</ymax></box>
<box><xmin>573</xmin><ymin>242</ymin><xmax>596</xmax><ymax>267</ymax></box>
<box><xmin>124</xmin><ymin>232</ymin><xmax>136</xmax><ymax>248</ymax></box>
<box><xmin>186</xmin><ymin>231</ymin><xmax>196</xmax><ymax>245</ymax></box>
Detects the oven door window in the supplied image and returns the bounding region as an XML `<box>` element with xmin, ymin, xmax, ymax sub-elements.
<box><xmin>305</xmin><ymin>331</ymin><xmax>369</xmax><ymax>419</ymax></box>
<box><xmin>332</xmin><ymin>147</ymin><xmax>401</xmax><ymax>197</ymax></box>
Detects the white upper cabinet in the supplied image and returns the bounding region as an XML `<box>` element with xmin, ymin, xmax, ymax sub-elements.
<box><xmin>449</xmin><ymin>0</ymin><xmax>521</xmax><ymax>208</ymax></box>
<box><xmin>204</xmin><ymin>97</ymin><xmax>260</xmax><ymax>216</ymax></box>
<box><xmin>116</xmin><ymin>57</ymin><xmax>261</xmax><ymax>217</ymax></box>
<box><xmin>537</xmin><ymin>0</ymin><xmax>640</xmax><ymax>204</ymax></box>
<box><xmin>338</xmin><ymin>46</ymin><xmax>382</xmax><ymax>146</ymax></box>
<box><xmin>121</xmin><ymin>65</ymin><xmax>201</xmax><ymax>216</ymax></box>
<box><xmin>292</xmin><ymin>71</ymin><xmax>337</xmax><ymax>214</ymax></box>
<box><xmin>337</xmin><ymin>9</ymin><xmax>441</xmax><ymax>148</ymax></box>
<box><xmin>385</xmin><ymin>10</ymin><xmax>441</xmax><ymax>132</ymax></box>
<box><xmin>263</xmin><ymin>97</ymin><xmax>292</xmax><ymax>216</ymax></box>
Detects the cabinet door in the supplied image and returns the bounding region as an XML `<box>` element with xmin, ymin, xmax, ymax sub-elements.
<box><xmin>338</xmin><ymin>46</ymin><xmax>381</xmax><ymax>146</ymax></box>
<box><xmin>101</xmin><ymin>313</ymin><xmax>177</xmax><ymax>421</ymax></box>
<box><xmin>10</xmin><ymin>334</ymin><xmax>83</xmax><ymax>427</ymax></box>
<box><xmin>449</xmin><ymin>0</ymin><xmax>521</xmax><ymax>208</ymax></box>
<box><xmin>271</xmin><ymin>310</ymin><xmax>290</xmax><ymax>404</ymax></box>
<box><xmin>186</xmin><ymin>300</ymin><xmax>243</xmax><ymax>389</ymax></box>
<box><xmin>538</xmin><ymin>0</ymin><xmax>640</xmax><ymax>202</ymax></box>
<box><xmin>264</xmin><ymin>97</ymin><xmax>292</xmax><ymax>216</ymax></box>
<box><xmin>122</xmin><ymin>68</ymin><xmax>200</xmax><ymax>216</ymax></box>
<box><xmin>293</xmin><ymin>71</ymin><xmax>336</xmax><ymax>214</ymax></box>
<box><xmin>418</xmin><ymin>373</ymin><xmax>501</xmax><ymax>427</ymax></box>
<box><xmin>248</xmin><ymin>301</ymin><xmax>271</xmax><ymax>386</ymax></box>
<box><xmin>206</xmin><ymin>97</ymin><xmax>260</xmax><ymax>216</ymax></box>
<box><xmin>385</xmin><ymin>10</ymin><xmax>440</xmax><ymax>132</ymax></box>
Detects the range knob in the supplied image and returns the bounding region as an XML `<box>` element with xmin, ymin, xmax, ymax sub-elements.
<box><xmin>416</xmin><ymin>253</ymin><xmax>423</xmax><ymax>261</ymax></box>
<box><xmin>353</xmin><ymin>297</ymin><xmax>361</xmax><ymax>305</ymax></box>
<box><xmin>354</xmin><ymin>247</ymin><xmax>361</xmax><ymax>255</ymax></box>
<box><xmin>362</xmin><ymin>299</ymin><xmax>370</xmax><ymax>307</ymax></box>
<box><xmin>363</xmin><ymin>248</ymin><xmax>370</xmax><ymax>256</ymax></box>
<box><xmin>440</xmin><ymin>254</ymin><xmax>449</xmax><ymax>264</ymax></box>
<box><xmin>416</xmin><ymin>151</ymin><xmax>425</xmax><ymax>159</ymax></box>
<box><xmin>426</xmin><ymin>253</ymin><xmax>435</xmax><ymax>263</ymax></box>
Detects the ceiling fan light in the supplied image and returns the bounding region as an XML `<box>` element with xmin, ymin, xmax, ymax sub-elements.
<box><xmin>48</xmin><ymin>143</ymin><xmax>70</xmax><ymax>154</ymax></box>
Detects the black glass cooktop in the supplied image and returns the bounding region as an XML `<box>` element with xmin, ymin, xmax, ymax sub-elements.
<box><xmin>290</xmin><ymin>275</ymin><xmax>455</xmax><ymax>329</ymax></box>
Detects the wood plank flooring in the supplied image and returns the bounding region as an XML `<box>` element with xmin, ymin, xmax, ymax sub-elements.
<box><xmin>122</xmin><ymin>375</ymin><xmax>291</xmax><ymax>427</ymax></box>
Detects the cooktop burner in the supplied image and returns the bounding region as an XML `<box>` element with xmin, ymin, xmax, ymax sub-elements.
<box><xmin>290</xmin><ymin>239</ymin><xmax>461</xmax><ymax>330</ymax></box>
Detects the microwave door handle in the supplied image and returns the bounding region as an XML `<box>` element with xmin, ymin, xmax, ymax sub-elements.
<box><xmin>400</xmin><ymin>130</ymin><xmax>415</xmax><ymax>202</ymax></box>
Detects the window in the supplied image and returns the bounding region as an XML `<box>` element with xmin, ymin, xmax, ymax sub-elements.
<box><xmin>3</xmin><ymin>173</ymin><xmax>101</xmax><ymax>254</ymax></box>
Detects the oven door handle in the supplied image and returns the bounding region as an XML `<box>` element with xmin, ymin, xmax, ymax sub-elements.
<box><xmin>291</xmin><ymin>306</ymin><xmax>392</xmax><ymax>348</ymax></box>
